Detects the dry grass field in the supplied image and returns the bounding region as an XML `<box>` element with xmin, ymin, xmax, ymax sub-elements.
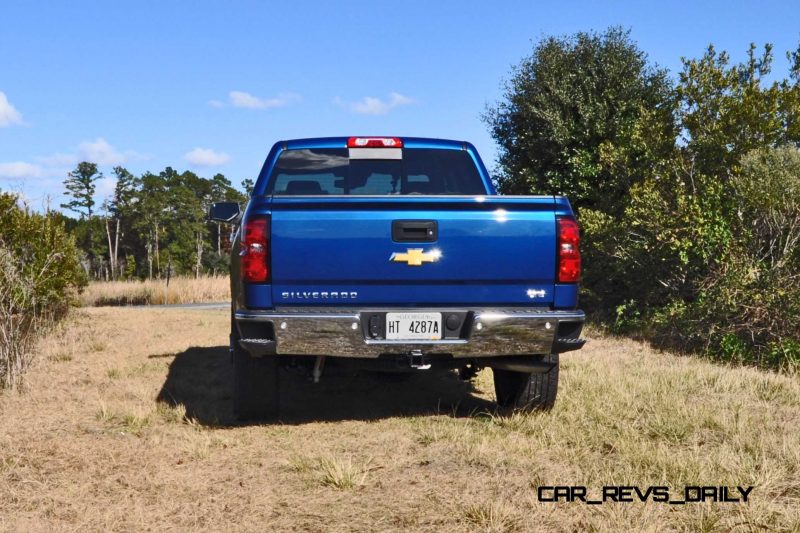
<box><xmin>0</xmin><ymin>306</ymin><xmax>798</xmax><ymax>532</ymax></box>
<box><xmin>78</xmin><ymin>276</ymin><xmax>230</xmax><ymax>306</ymax></box>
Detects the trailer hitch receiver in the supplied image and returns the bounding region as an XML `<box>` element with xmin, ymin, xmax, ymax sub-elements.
<box><xmin>408</xmin><ymin>350</ymin><xmax>431</xmax><ymax>370</ymax></box>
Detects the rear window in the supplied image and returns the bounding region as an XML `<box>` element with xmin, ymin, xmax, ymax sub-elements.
<box><xmin>268</xmin><ymin>148</ymin><xmax>486</xmax><ymax>195</ymax></box>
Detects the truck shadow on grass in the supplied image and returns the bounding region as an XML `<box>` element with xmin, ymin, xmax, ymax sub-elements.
<box><xmin>155</xmin><ymin>346</ymin><xmax>495</xmax><ymax>426</ymax></box>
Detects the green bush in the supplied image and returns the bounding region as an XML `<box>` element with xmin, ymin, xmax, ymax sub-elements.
<box><xmin>732</xmin><ymin>145</ymin><xmax>800</xmax><ymax>271</ymax></box>
<box><xmin>0</xmin><ymin>193</ymin><xmax>85</xmax><ymax>315</ymax></box>
<box><xmin>584</xmin><ymin>146</ymin><xmax>800</xmax><ymax>369</ymax></box>
<box><xmin>0</xmin><ymin>192</ymin><xmax>85</xmax><ymax>389</ymax></box>
<box><xmin>699</xmin><ymin>146</ymin><xmax>800</xmax><ymax>367</ymax></box>
<box><xmin>580</xmin><ymin>169</ymin><xmax>732</xmax><ymax>323</ymax></box>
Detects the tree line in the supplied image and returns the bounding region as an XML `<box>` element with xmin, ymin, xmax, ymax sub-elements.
<box><xmin>485</xmin><ymin>27</ymin><xmax>800</xmax><ymax>367</ymax></box>
<box><xmin>60</xmin><ymin>163</ymin><xmax>251</xmax><ymax>280</ymax></box>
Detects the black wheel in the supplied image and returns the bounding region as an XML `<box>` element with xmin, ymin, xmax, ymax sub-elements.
<box><xmin>232</xmin><ymin>327</ymin><xmax>280</xmax><ymax>420</ymax></box>
<box><xmin>493</xmin><ymin>353</ymin><xmax>559</xmax><ymax>412</ymax></box>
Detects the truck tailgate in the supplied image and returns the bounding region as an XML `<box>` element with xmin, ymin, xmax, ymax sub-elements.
<box><xmin>269</xmin><ymin>196</ymin><xmax>557</xmax><ymax>306</ymax></box>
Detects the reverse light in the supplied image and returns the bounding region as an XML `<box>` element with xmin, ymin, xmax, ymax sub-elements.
<box><xmin>240</xmin><ymin>217</ymin><xmax>270</xmax><ymax>283</ymax></box>
<box><xmin>347</xmin><ymin>137</ymin><xmax>403</xmax><ymax>148</ymax></box>
<box><xmin>556</xmin><ymin>216</ymin><xmax>581</xmax><ymax>283</ymax></box>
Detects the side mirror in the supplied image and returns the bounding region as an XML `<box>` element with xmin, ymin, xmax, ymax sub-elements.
<box><xmin>208</xmin><ymin>201</ymin><xmax>241</xmax><ymax>223</ymax></box>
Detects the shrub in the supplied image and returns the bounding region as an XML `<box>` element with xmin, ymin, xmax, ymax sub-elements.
<box><xmin>0</xmin><ymin>193</ymin><xmax>85</xmax><ymax>389</ymax></box>
<box><xmin>580</xmin><ymin>168</ymin><xmax>732</xmax><ymax>324</ymax></box>
<box><xmin>697</xmin><ymin>146</ymin><xmax>800</xmax><ymax>367</ymax></box>
<box><xmin>0</xmin><ymin>193</ymin><xmax>85</xmax><ymax>314</ymax></box>
<box><xmin>0</xmin><ymin>246</ymin><xmax>41</xmax><ymax>389</ymax></box>
<box><xmin>732</xmin><ymin>145</ymin><xmax>800</xmax><ymax>271</ymax></box>
<box><xmin>587</xmin><ymin>146</ymin><xmax>800</xmax><ymax>369</ymax></box>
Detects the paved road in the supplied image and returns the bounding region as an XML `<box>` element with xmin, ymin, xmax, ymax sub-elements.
<box><xmin>132</xmin><ymin>302</ymin><xmax>228</xmax><ymax>309</ymax></box>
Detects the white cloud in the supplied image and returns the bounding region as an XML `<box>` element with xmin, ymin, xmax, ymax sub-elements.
<box><xmin>211</xmin><ymin>90</ymin><xmax>301</xmax><ymax>110</ymax></box>
<box><xmin>0</xmin><ymin>91</ymin><xmax>23</xmax><ymax>127</ymax></box>
<box><xmin>37</xmin><ymin>152</ymin><xmax>79</xmax><ymax>167</ymax></box>
<box><xmin>78</xmin><ymin>138</ymin><xmax>130</xmax><ymax>166</ymax></box>
<box><xmin>184</xmin><ymin>147</ymin><xmax>230</xmax><ymax>166</ymax></box>
<box><xmin>336</xmin><ymin>92</ymin><xmax>415</xmax><ymax>115</ymax></box>
<box><xmin>0</xmin><ymin>162</ymin><xmax>43</xmax><ymax>179</ymax></box>
<box><xmin>96</xmin><ymin>176</ymin><xmax>118</xmax><ymax>200</ymax></box>
<box><xmin>37</xmin><ymin>138</ymin><xmax>145</xmax><ymax>169</ymax></box>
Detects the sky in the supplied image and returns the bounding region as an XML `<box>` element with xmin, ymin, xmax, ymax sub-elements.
<box><xmin>1</xmin><ymin>0</ymin><xmax>799</xmax><ymax>211</ymax></box>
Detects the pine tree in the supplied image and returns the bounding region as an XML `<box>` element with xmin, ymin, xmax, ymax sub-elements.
<box><xmin>62</xmin><ymin>162</ymin><xmax>102</xmax><ymax>272</ymax></box>
<box><xmin>61</xmin><ymin>162</ymin><xmax>101</xmax><ymax>219</ymax></box>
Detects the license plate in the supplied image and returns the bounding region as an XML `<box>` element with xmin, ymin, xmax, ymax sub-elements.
<box><xmin>385</xmin><ymin>312</ymin><xmax>442</xmax><ymax>340</ymax></box>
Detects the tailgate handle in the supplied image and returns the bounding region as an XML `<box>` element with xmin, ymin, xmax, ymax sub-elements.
<box><xmin>392</xmin><ymin>220</ymin><xmax>438</xmax><ymax>242</ymax></box>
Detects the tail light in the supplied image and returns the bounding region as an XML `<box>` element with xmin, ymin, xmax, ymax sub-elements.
<box><xmin>557</xmin><ymin>216</ymin><xmax>581</xmax><ymax>283</ymax></box>
<box><xmin>240</xmin><ymin>216</ymin><xmax>269</xmax><ymax>282</ymax></box>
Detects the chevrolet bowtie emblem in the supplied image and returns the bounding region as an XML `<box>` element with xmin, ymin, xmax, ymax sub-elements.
<box><xmin>389</xmin><ymin>248</ymin><xmax>442</xmax><ymax>266</ymax></box>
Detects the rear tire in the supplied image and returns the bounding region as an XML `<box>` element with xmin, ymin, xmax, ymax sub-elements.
<box><xmin>493</xmin><ymin>353</ymin><xmax>559</xmax><ymax>412</ymax></box>
<box><xmin>232</xmin><ymin>329</ymin><xmax>280</xmax><ymax>420</ymax></box>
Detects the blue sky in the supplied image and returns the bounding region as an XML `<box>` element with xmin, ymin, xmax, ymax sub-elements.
<box><xmin>1</xmin><ymin>1</ymin><xmax>799</xmax><ymax>210</ymax></box>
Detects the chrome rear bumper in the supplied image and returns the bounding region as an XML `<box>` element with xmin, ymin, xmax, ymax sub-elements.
<box><xmin>234</xmin><ymin>307</ymin><xmax>585</xmax><ymax>358</ymax></box>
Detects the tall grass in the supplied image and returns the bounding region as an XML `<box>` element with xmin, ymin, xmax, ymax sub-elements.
<box><xmin>79</xmin><ymin>275</ymin><xmax>230</xmax><ymax>306</ymax></box>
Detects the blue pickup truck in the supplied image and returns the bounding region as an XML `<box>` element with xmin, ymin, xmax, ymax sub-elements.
<box><xmin>210</xmin><ymin>136</ymin><xmax>585</xmax><ymax>419</ymax></box>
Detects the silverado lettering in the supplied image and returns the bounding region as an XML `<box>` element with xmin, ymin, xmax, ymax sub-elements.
<box><xmin>281</xmin><ymin>291</ymin><xmax>358</xmax><ymax>300</ymax></box>
<box><xmin>209</xmin><ymin>136</ymin><xmax>586</xmax><ymax>419</ymax></box>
